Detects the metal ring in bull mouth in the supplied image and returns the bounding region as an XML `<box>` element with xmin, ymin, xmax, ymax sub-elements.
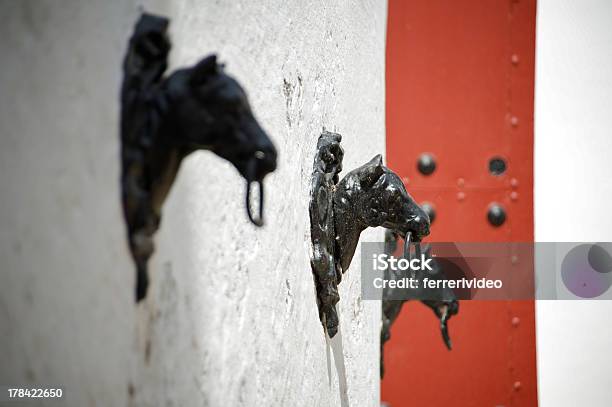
<box><xmin>246</xmin><ymin>180</ymin><xmax>264</xmax><ymax>226</ymax></box>
<box><xmin>404</xmin><ymin>231</ymin><xmax>411</xmax><ymax>259</ymax></box>
<box><xmin>403</xmin><ymin>231</ymin><xmax>422</xmax><ymax>262</ymax></box>
<box><xmin>245</xmin><ymin>153</ymin><xmax>266</xmax><ymax>227</ymax></box>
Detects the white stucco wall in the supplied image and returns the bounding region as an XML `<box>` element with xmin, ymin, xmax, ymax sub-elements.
<box><xmin>0</xmin><ymin>1</ymin><xmax>387</xmax><ymax>406</ymax></box>
<box><xmin>535</xmin><ymin>1</ymin><xmax>612</xmax><ymax>406</ymax></box>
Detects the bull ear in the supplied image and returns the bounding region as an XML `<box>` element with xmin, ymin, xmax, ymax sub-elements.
<box><xmin>190</xmin><ymin>54</ymin><xmax>218</xmax><ymax>85</ymax></box>
<box><xmin>358</xmin><ymin>154</ymin><xmax>385</xmax><ymax>187</ymax></box>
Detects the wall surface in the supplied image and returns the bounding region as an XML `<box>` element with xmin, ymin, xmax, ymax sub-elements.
<box><xmin>0</xmin><ymin>1</ymin><xmax>387</xmax><ymax>406</ymax></box>
<box><xmin>535</xmin><ymin>1</ymin><xmax>612</xmax><ymax>406</ymax></box>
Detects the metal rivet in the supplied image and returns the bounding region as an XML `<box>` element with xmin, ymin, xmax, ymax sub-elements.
<box><xmin>421</xmin><ymin>202</ymin><xmax>436</xmax><ymax>224</ymax></box>
<box><xmin>487</xmin><ymin>203</ymin><xmax>506</xmax><ymax>227</ymax></box>
<box><xmin>510</xmin><ymin>178</ymin><xmax>519</xmax><ymax>188</ymax></box>
<box><xmin>510</xmin><ymin>116</ymin><xmax>519</xmax><ymax>127</ymax></box>
<box><xmin>457</xmin><ymin>177</ymin><xmax>465</xmax><ymax>187</ymax></box>
<box><xmin>512</xmin><ymin>316</ymin><xmax>520</xmax><ymax>326</ymax></box>
<box><xmin>510</xmin><ymin>191</ymin><xmax>518</xmax><ymax>201</ymax></box>
<box><xmin>457</xmin><ymin>192</ymin><xmax>465</xmax><ymax>201</ymax></box>
<box><xmin>511</xmin><ymin>255</ymin><xmax>519</xmax><ymax>264</ymax></box>
<box><xmin>513</xmin><ymin>381</ymin><xmax>522</xmax><ymax>391</ymax></box>
<box><xmin>489</xmin><ymin>157</ymin><xmax>507</xmax><ymax>176</ymax></box>
<box><xmin>511</xmin><ymin>54</ymin><xmax>520</xmax><ymax>65</ymax></box>
<box><xmin>417</xmin><ymin>153</ymin><xmax>436</xmax><ymax>176</ymax></box>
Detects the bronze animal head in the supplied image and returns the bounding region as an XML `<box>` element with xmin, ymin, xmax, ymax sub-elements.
<box><xmin>121</xmin><ymin>13</ymin><xmax>277</xmax><ymax>301</ymax></box>
<box><xmin>309</xmin><ymin>133</ymin><xmax>430</xmax><ymax>337</ymax></box>
<box><xmin>380</xmin><ymin>239</ymin><xmax>459</xmax><ymax>377</ymax></box>
<box><xmin>163</xmin><ymin>55</ymin><xmax>277</xmax><ymax>189</ymax></box>
<box><xmin>334</xmin><ymin>154</ymin><xmax>431</xmax><ymax>274</ymax></box>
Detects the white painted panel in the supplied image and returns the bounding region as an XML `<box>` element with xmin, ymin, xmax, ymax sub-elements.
<box><xmin>535</xmin><ymin>1</ymin><xmax>612</xmax><ymax>406</ymax></box>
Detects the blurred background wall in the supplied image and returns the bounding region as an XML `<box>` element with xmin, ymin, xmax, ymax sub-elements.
<box><xmin>535</xmin><ymin>1</ymin><xmax>612</xmax><ymax>406</ymax></box>
<box><xmin>0</xmin><ymin>1</ymin><xmax>387</xmax><ymax>406</ymax></box>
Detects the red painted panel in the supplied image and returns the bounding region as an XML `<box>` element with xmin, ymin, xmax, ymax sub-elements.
<box><xmin>383</xmin><ymin>1</ymin><xmax>537</xmax><ymax>406</ymax></box>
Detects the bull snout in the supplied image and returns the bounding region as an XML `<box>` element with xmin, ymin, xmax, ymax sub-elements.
<box><xmin>401</xmin><ymin>203</ymin><xmax>431</xmax><ymax>241</ymax></box>
<box><xmin>412</xmin><ymin>211</ymin><xmax>431</xmax><ymax>238</ymax></box>
<box><xmin>237</xmin><ymin>117</ymin><xmax>277</xmax><ymax>182</ymax></box>
<box><xmin>248</xmin><ymin>145</ymin><xmax>277</xmax><ymax>181</ymax></box>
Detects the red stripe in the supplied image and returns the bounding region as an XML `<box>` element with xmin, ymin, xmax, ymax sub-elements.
<box><xmin>382</xmin><ymin>1</ymin><xmax>538</xmax><ymax>405</ymax></box>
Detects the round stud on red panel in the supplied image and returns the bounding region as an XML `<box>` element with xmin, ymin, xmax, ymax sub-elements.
<box><xmin>489</xmin><ymin>157</ymin><xmax>507</xmax><ymax>176</ymax></box>
<box><xmin>421</xmin><ymin>202</ymin><xmax>436</xmax><ymax>224</ymax></box>
<box><xmin>487</xmin><ymin>203</ymin><xmax>506</xmax><ymax>227</ymax></box>
<box><xmin>417</xmin><ymin>153</ymin><xmax>436</xmax><ymax>175</ymax></box>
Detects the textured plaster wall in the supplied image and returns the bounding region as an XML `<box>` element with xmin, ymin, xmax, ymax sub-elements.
<box><xmin>0</xmin><ymin>1</ymin><xmax>387</xmax><ymax>406</ymax></box>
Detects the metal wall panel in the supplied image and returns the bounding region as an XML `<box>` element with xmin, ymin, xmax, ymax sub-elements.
<box><xmin>382</xmin><ymin>1</ymin><xmax>538</xmax><ymax>406</ymax></box>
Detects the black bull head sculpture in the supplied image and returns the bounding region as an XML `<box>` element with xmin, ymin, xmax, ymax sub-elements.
<box><xmin>121</xmin><ymin>14</ymin><xmax>277</xmax><ymax>301</ymax></box>
<box><xmin>309</xmin><ymin>132</ymin><xmax>430</xmax><ymax>337</ymax></box>
<box><xmin>380</xmin><ymin>233</ymin><xmax>459</xmax><ymax>377</ymax></box>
